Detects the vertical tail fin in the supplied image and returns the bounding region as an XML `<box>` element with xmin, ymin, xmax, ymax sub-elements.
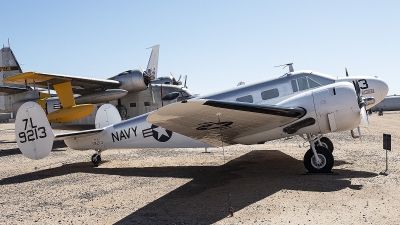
<box><xmin>95</xmin><ymin>103</ymin><xmax>121</xmax><ymax>128</ymax></box>
<box><xmin>0</xmin><ymin>46</ymin><xmax>23</xmax><ymax>86</ymax></box>
<box><xmin>146</xmin><ymin>45</ymin><xmax>159</xmax><ymax>79</ymax></box>
<box><xmin>15</xmin><ymin>102</ymin><xmax>55</xmax><ymax>159</ymax></box>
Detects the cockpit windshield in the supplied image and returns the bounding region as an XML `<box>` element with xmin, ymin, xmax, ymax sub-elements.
<box><xmin>291</xmin><ymin>72</ymin><xmax>335</xmax><ymax>93</ymax></box>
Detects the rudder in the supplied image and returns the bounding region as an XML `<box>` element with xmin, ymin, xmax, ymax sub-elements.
<box><xmin>15</xmin><ymin>102</ymin><xmax>55</xmax><ymax>159</ymax></box>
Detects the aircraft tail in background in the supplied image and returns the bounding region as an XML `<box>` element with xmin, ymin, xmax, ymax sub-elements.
<box><xmin>146</xmin><ymin>45</ymin><xmax>159</xmax><ymax>80</ymax></box>
<box><xmin>0</xmin><ymin>46</ymin><xmax>23</xmax><ymax>85</ymax></box>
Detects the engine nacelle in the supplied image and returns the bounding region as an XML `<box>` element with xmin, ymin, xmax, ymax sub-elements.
<box><xmin>109</xmin><ymin>70</ymin><xmax>148</xmax><ymax>93</ymax></box>
<box><xmin>278</xmin><ymin>82</ymin><xmax>361</xmax><ymax>135</ymax></box>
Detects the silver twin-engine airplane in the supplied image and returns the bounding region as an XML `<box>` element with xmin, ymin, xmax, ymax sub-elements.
<box><xmin>14</xmin><ymin>65</ymin><xmax>388</xmax><ymax>173</ymax></box>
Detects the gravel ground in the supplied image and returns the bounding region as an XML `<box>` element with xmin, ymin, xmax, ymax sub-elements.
<box><xmin>0</xmin><ymin>112</ymin><xmax>399</xmax><ymax>224</ymax></box>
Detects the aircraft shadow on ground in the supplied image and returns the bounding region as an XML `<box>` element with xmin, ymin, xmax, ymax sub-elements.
<box><xmin>0</xmin><ymin>140</ymin><xmax>67</xmax><ymax>157</ymax></box>
<box><xmin>0</xmin><ymin>150</ymin><xmax>377</xmax><ymax>224</ymax></box>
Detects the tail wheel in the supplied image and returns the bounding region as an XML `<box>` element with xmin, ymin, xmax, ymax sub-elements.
<box><xmin>304</xmin><ymin>146</ymin><xmax>334</xmax><ymax>173</ymax></box>
<box><xmin>91</xmin><ymin>154</ymin><xmax>101</xmax><ymax>166</ymax></box>
<box><xmin>317</xmin><ymin>137</ymin><xmax>334</xmax><ymax>153</ymax></box>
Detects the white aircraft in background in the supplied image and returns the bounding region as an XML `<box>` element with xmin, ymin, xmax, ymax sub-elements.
<box><xmin>369</xmin><ymin>95</ymin><xmax>400</xmax><ymax>115</ymax></box>
<box><xmin>1</xmin><ymin>45</ymin><xmax>192</xmax><ymax>129</ymax></box>
<box><xmin>14</xmin><ymin>65</ymin><xmax>388</xmax><ymax>173</ymax></box>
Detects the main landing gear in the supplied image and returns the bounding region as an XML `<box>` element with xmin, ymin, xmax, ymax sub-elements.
<box><xmin>91</xmin><ymin>150</ymin><xmax>102</xmax><ymax>167</ymax></box>
<box><xmin>303</xmin><ymin>134</ymin><xmax>334</xmax><ymax>173</ymax></box>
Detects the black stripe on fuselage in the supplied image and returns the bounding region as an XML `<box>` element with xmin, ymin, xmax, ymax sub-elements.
<box><xmin>203</xmin><ymin>100</ymin><xmax>306</xmax><ymax>118</ymax></box>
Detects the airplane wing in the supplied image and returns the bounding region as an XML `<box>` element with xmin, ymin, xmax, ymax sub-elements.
<box><xmin>147</xmin><ymin>99</ymin><xmax>306</xmax><ymax>146</ymax></box>
<box><xmin>2</xmin><ymin>71</ymin><xmax>121</xmax><ymax>95</ymax></box>
<box><xmin>0</xmin><ymin>85</ymin><xmax>29</xmax><ymax>95</ymax></box>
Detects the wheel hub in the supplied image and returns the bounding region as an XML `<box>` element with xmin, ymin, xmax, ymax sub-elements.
<box><xmin>311</xmin><ymin>154</ymin><xmax>327</xmax><ymax>169</ymax></box>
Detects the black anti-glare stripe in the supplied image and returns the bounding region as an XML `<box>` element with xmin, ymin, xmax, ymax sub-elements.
<box><xmin>203</xmin><ymin>100</ymin><xmax>306</xmax><ymax>118</ymax></box>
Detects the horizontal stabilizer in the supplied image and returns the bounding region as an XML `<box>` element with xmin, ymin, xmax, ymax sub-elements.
<box><xmin>55</xmin><ymin>128</ymin><xmax>103</xmax><ymax>141</ymax></box>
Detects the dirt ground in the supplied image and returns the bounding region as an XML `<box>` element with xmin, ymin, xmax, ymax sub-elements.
<box><xmin>0</xmin><ymin>112</ymin><xmax>399</xmax><ymax>224</ymax></box>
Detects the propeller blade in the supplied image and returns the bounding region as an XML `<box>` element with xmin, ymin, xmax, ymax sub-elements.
<box><xmin>149</xmin><ymin>84</ymin><xmax>155</xmax><ymax>104</ymax></box>
<box><xmin>352</xmin><ymin>80</ymin><xmax>361</xmax><ymax>100</ymax></box>
<box><xmin>345</xmin><ymin>67</ymin><xmax>349</xmax><ymax>77</ymax></box>
<box><xmin>360</xmin><ymin>104</ymin><xmax>370</xmax><ymax>131</ymax></box>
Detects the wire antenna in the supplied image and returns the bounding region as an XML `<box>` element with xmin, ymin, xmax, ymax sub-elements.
<box><xmin>217</xmin><ymin>113</ymin><xmax>234</xmax><ymax>217</ymax></box>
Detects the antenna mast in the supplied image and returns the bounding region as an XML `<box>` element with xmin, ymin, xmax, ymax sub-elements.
<box><xmin>275</xmin><ymin>63</ymin><xmax>294</xmax><ymax>72</ymax></box>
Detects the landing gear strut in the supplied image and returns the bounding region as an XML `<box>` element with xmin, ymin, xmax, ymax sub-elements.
<box><xmin>303</xmin><ymin>134</ymin><xmax>334</xmax><ymax>173</ymax></box>
<box><xmin>91</xmin><ymin>150</ymin><xmax>102</xmax><ymax>167</ymax></box>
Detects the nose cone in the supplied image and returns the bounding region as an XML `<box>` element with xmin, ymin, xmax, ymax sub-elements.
<box><xmin>365</xmin><ymin>78</ymin><xmax>389</xmax><ymax>109</ymax></box>
<box><xmin>379</xmin><ymin>79</ymin><xmax>389</xmax><ymax>100</ymax></box>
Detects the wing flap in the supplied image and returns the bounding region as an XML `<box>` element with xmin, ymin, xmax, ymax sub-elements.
<box><xmin>147</xmin><ymin>99</ymin><xmax>306</xmax><ymax>146</ymax></box>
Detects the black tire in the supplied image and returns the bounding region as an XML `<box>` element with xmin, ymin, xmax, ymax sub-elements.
<box><xmin>303</xmin><ymin>146</ymin><xmax>334</xmax><ymax>173</ymax></box>
<box><xmin>91</xmin><ymin>154</ymin><xmax>101</xmax><ymax>166</ymax></box>
<box><xmin>317</xmin><ymin>137</ymin><xmax>334</xmax><ymax>153</ymax></box>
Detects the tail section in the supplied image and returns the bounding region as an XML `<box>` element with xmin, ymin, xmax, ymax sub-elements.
<box><xmin>15</xmin><ymin>101</ymin><xmax>55</xmax><ymax>159</ymax></box>
<box><xmin>0</xmin><ymin>46</ymin><xmax>23</xmax><ymax>86</ymax></box>
<box><xmin>146</xmin><ymin>45</ymin><xmax>159</xmax><ymax>79</ymax></box>
<box><xmin>95</xmin><ymin>103</ymin><xmax>121</xmax><ymax>128</ymax></box>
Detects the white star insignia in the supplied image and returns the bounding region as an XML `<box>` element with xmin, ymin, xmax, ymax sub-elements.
<box><xmin>153</xmin><ymin>127</ymin><xmax>170</xmax><ymax>139</ymax></box>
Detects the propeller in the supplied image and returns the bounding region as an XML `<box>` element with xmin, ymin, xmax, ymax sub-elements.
<box><xmin>139</xmin><ymin>65</ymin><xmax>155</xmax><ymax>103</ymax></box>
<box><xmin>352</xmin><ymin>79</ymin><xmax>375</xmax><ymax>130</ymax></box>
<box><xmin>170</xmin><ymin>72</ymin><xmax>183</xmax><ymax>86</ymax></box>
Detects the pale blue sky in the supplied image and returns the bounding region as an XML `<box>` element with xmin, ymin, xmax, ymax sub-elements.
<box><xmin>2</xmin><ymin>0</ymin><xmax>399</xmax><ymax>95</ymax></box>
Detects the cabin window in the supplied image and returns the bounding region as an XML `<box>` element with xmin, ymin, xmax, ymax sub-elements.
<box><xmin>236</xmin><ymin>95</ymin><xmax>253</xmax><ymax>103</ymax></box>
<box><xmin>130</xmin><ymin>103</ymin><xmax>136</xmax><ymax>107</ymax></box>
<box><xmin>261</xmin><ymin>88</ymin><xmax>279</xmax><ymax>100</ymax></box>
<box><xmin>144</xmin><ymin>102</ymin><xmax>151</xmax><ymax>106</ymax></box>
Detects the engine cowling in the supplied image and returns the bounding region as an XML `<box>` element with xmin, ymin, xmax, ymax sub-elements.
<box><xmin>278</xmin><ymin>81</ymin><xmax>361</xmax><ymax>135</ymax></box>
<box><xmin>109</xmin><ymin>70</ymin><xmax>148</xmax><ymax>93</ymax></box>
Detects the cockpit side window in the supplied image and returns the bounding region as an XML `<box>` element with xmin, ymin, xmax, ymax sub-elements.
<box><xmin>297</xmin><ymin>77</ymin><xmax>308</xmax><ymax>91</ymax></box>
<box><xmin>307</xmin><ymin>74</ymin><xmax>335</xmax><ymax>86</ymax></box>
<box><xmin>291</xmin><ymin>80</ymin><xmax>298</xmax><ymax>92</ymax></box>
<box><xmin>307</xmin><ymin>77</ymin><xmax>321</xmax><ymax>88</ymax></box>
<box><xmin>261</xmin><ymin>88</ymin><xmax>279</xmax><ymax>100</ymax></box>
<box><xmin>291</xmin><ymin>76</ymin><xmax>324</xmax><ymax>93</ymax></box>
<box><xmin>236</xmin><ymin>95</ymin><xmax>253</xmax><ymax>103</ymax></box>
